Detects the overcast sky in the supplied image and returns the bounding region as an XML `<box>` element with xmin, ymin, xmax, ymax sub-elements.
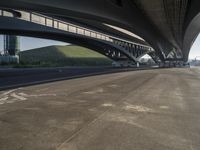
<box><xmin>0</xmin><ymin>34</ymin><xmax>200</xmax><ymax>59</ymax></box>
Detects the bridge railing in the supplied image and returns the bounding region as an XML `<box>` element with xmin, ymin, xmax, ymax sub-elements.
<box><xmin>0</xmin><ymin>9</ymin><xmax>113</xmax><ymax>42</ymax></box>
<box><xmin>0</xmin><ymin>9</ymin><xmax>152</xmax><ymax>50</ymax></box>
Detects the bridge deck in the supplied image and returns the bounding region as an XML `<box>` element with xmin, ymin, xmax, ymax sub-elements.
<box><xmin>0</xmin><ymin>68</ymin><xmax>200</xmax><ymax>150</ymax></box>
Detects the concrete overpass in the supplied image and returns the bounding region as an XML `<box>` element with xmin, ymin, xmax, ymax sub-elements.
<box><xmin>0</xmin><ymin>9</ymin><xmax>155</xmax><ymax>64</ymax></box>
<box><xmin>0</xmin><ymin>0</ymin><xmax>199</xmax><ymax>62</ymax></box>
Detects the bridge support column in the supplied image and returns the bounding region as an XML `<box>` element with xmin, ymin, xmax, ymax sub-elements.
<box><xmin>136</xmin><ymin>62</ymin><xmax>140</xmax><ymax>68</ymax></box>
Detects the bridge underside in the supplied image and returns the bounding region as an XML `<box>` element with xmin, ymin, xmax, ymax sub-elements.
<box><xmin>0</xmin><ymin>9</ymin><xmax>155</xmax><ymax>64</ymax></box>
<box><xmin>0</xmin><ymin>0</ymin><xmax>199</xmax><ymax>62</ymax></box>
<box><xmin>0</xmin><ymin>18</ymin><xmax>124</xmax><ymax>61</ymax></box>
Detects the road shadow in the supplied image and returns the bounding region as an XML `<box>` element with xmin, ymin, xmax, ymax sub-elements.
<box><xmin>0</xmin><ymin>67</ymin><xmax>158</xmax><ymax>91</ymax></box>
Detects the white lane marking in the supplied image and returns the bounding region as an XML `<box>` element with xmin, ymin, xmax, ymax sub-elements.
<box><xmin>125</xmin><ymin>105</ymin><xmax>153</xmax><ymax>112</ymax></box>
<box><xmin>18</xmin><ymin>93</ymin><xmax>56</xmax><ymax>97</ymax></box>
<box><xmin>101</xmin><ymin>103</ymin><xmax>114</xmax><ymax>107</ymax></box>
<box><xmin>83</xmin><ymin>88</ymin><xmax>104</xmax><ymax>94</ymax></box>
<box><xmin>1</xmin><ymin>89</ymin><xmax>19</xmax><ymax>96</ymax></box>
<box><xmin>0</xmin><ymin>88</ymin><xmax>57</xmax><ymax>105</ymax></box>
<box><xmin>159</xmin><ymin>106</ymin><xmax>169</xmax><ymax>109</ymax></box>
<box><xmin>107</xmin><ymin>84</ymin><xmax>119</xmax><ymax>88</ymax></box>
<box><xmin>124</xmin><ymin>102</ymin><xmax>153</xmax><ymax>112</ymax></box>
<box><xmin>10</xmin><ymin>93</ymin><xmax>27</xmax><ymax>101</ymax></box>
<box><xmin>0</xmin><ymin>97</ymin><xmax>8</xmax><ymax>101</ymax></box>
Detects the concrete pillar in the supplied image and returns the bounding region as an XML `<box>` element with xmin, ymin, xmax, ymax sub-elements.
<box><xmin>137</xmin><ymin>62</ymin><xmax>140</xmax><ymax>68</ymax></box>
<box><xmin>4</xmin><ymin>35</ymin><xmax>20</xmax><ymax>56</ymax></box>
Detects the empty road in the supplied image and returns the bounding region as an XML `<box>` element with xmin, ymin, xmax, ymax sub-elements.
<box><xmin>0</xmin><ymin>67</ymin><xmax>151</xmax><ymax>90</ymax></box>
<box><xmin>0</xmin><ymin>68</ymin><xmax>200</xmax><ymax>150</ymax></box>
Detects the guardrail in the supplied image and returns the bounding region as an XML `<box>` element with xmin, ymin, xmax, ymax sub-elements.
<box><xmin>0</xmin><ymin>9</ymin><xmax>152</xmax><ymax>50</ymax></box>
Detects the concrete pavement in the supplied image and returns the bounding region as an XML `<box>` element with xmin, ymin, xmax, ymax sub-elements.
<box><xmin>0</xmin><ymin>68</ymin><xmax>200</xmax><ymax>150</ymax></box>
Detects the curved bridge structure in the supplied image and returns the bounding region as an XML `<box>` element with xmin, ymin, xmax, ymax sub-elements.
<box><xmin>0</xmin><ymin>9</ymin><xmax>154</xmax><ymax>64</ymax></box>
<box><xmin>0</xmin><ymin>0</ymin><xmax>199</xmax><ymax>63</ymax></box>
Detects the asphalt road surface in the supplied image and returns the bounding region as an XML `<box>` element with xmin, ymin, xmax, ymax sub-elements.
<box><xmin>0</xmin><ymin>67</ymin><xmax>144</xmax><ymax>90</ymax></box>
<box><xmin>0</xmin><ymin>68</ymin><xmax>200</xmax><ymax>150</ymax></box>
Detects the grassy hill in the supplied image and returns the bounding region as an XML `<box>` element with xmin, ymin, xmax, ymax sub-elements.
<box><xmin>19</xmin><ymin>45</ymin><xmax>112</xmax><ymax>67</ymax></box>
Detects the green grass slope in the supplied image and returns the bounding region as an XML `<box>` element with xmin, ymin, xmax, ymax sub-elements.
<box><xmin>19</xmin><ymin>45</ymin><xmax>112</xmax><ymax>67</ymax></box>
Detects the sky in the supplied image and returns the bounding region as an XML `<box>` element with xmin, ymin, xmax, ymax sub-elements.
<box><xmin>0</xmin><ymin>34</ymin><xmax>200</xmax><ymax>59</ymax></box>
<box><xmin>189</xmin><ymin>34</ymin><xmax>200</xmax><ymax>59</ymax></box>
<box><xmin>0</xmin><ymin>35</ymin><xmax>67</xmax><ymax>53</ymax></box>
